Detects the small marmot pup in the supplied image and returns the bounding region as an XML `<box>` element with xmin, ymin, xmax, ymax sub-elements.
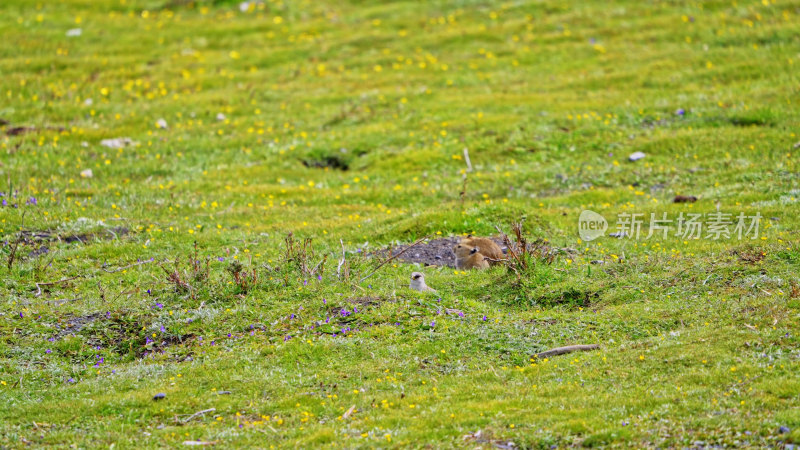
<box><xmin>459</xmin><ymin>235</ymin><xmax>504</xmax><ymax>264</ymax></box>
<box><xmin>453</xmin><ymin>244</ymin><xmax>489</xmax><ymax>270</ymax></box>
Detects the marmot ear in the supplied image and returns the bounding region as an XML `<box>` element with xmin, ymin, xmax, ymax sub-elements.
<box><xmin>470</xmin><ymin>247</ymin><xmax>479</xmax><ymax>254</ymax></box>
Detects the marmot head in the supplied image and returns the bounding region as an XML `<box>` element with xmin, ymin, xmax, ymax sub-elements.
<box><xmin>454</xmin><ymin>244</ymin><xmax>480</xmax><ymax>258</ymax></box>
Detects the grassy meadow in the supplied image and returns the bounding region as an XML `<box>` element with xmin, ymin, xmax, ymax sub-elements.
<box><xmin>1</xmin><ymin>0</ymin><xmax>799</xmax><ymax>447</ymax></box>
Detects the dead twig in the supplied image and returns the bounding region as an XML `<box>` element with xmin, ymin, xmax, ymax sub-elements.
<box><xmin>101</xmin><ymin>259</ymin><xmax>153</xmax><ymax>273</ymax></box>
<box><xmin>483</xmin><ymin>256</ymin><xmax>508</xmax><ymax>264</ymax></box>
<box><xmin>533</xmin><ymin>344</ymin><xmax>600</xmax><ymax>359</ymax></box>
<box><xmin>337</xmin><ymin>239</ymin><xmax>349</xmax><ymax>281</ymax></box>
<box><xmin>44</xmin><ymin>297</ymin><xmax>83</xmax><ymax>306</ymax></box>
<box><xmin>459</xmin><ymin>174</ymin><xmax>469</xmax><ymax>208</ymax></box>
<box><xmin>34</xmin><ymin>275</ymin><xmax>83</xmax><ymax>297</ymax></box>
<box><xmin>310</xmin><ymin>254</ymin><xmax>328</xmax><ymax>277</ymax></box>
<box><xmin>179</xmin><ymin>408</ymin><xmax>216</xmax><ymax>424</ymax></box>
<box><xmin>463</xmin><ymin>147</ymin><xmax>473</xmax><ymax>172</ymax></box>
<box><xmin>359</xmin><ymin>235</ymin><xmax>431</xmax><ymax>283</ymax></box>
<box><xmin>6</xmin><ymin>210</ymin><xmax>26</xmax><ymax>271</ymax></box>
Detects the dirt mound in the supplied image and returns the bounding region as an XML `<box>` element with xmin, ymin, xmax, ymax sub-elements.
<box><xmin>382</xmin><ymin>236</ymin><xmax>504</xmax><ymax>268</ymax></box>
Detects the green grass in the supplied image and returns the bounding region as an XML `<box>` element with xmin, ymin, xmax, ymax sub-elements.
<box><xmin>1</xmin><ymin>0</ymin><xmax>799</xmax><ymax>447</ymax></box>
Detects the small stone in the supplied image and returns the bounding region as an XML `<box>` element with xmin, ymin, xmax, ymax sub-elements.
<box><xmin>590</xmin><ymin>260</ymin><xmax>605</xmax><ymax>265</ymax></box>
<box><xmin>100</xmin><ymin>137</ymin><xmax>136</xmax><ymax>149</ymax></box>
<box><xmin>66</xmin><ymin>28</ymin><xmax>82</xmax><ymax>37</ymax></box>
<box><xmin>628</xmin><ymin>151</ymin><xmax>646</xmax><ymax>162</ymax></box>
<box><xmin>153</xmin><ymin>393</ymin><xmax>166</xmax><ymax>401</ymax></box>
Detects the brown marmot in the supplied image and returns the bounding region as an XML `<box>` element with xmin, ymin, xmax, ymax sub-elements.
<box><xmin>459</xmin><ymin>235</ymin><xmax>504</xmax><ymax>264</ymax></box>
<box><xmin>454</xmin><ymin>244</ymin><xmax>490</xmax><ymax>270</ymax></box>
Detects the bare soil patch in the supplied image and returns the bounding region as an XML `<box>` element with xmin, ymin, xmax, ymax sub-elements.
<box><xmin>379</xmin><ymin>236</ymin><xmax>505</xmax><ymax>268</ymax></box>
